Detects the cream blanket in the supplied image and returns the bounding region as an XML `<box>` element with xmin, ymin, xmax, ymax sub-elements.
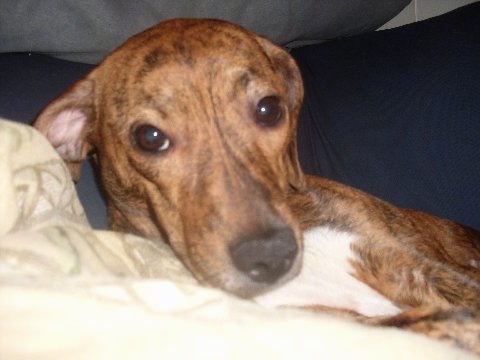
<box><xmin>0</xmin><ymin>118</ymin><xmax>475</xmax><ymax>359</ymax></box>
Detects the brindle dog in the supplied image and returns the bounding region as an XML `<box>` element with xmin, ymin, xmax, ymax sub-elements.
<box><xmin>34</xmin><ymin>19</ymin><xmax>480</xmax><ymax>354</ymax></box>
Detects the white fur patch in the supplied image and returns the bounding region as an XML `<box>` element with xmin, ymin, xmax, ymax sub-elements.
<box><xmin>254</xmin><ymin>226</ymin><xmax>401</xmax><ymax>317</ymax></box>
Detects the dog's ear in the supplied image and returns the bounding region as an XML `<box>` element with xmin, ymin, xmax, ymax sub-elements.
<box><xmin>255</xmin><ymin>36</ymin><xmax>306</xmax><ymax>190</ymax></box>
<box><xmin>33</xmin><ymin>75</ymin><xmax>96</xmax><ymax>181</ymax></box>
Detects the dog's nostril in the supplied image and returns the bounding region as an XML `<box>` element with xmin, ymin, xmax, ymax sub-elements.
<box><xmin>230</xmin><ymin>228</ymin><xmax>298</xmax><ymax>284</ymax></box>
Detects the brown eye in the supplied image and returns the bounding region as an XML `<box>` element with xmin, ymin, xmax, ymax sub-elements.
<box><xmin>132</xmin><ymin>124</ymin><xmax>171</xmax><ymax>153</ymax></box>
<box><xmin>255</xmin><ymin>96</ymin><xmax>283</xmax><ymax>127</ymax></box>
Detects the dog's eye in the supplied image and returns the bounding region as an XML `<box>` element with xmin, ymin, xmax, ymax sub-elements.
<box><xmin>132</xmin><ymin>124</ymin><xmax>171</xmax><ymax>153</ymax></box>
<box><xmin>255</xmin><ymin>96</ymin><xmax>283</xmax><ymax>127</ymax></box>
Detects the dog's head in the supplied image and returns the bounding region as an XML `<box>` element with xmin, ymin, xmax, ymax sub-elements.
<box><xmin>34</xmin><ymin>19</ymin><xmax>305</xmax><ymax>297</ymax></box>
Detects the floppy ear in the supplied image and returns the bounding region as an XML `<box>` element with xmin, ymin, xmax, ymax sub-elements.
<box><xmin>255</xmin><ymin>36</ymin><xmax>306</xmax><ymax>190</ymax></box>
<box><xmin>33</xmin><ymin>75</ymin><xmax>96</xmax><ymax>181</ymax></box>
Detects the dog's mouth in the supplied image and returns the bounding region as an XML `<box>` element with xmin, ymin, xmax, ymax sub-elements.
<box><xmin>170</xmin><ymin>170</ymin><xmax>304</xmax><ymax>297</ymax></box>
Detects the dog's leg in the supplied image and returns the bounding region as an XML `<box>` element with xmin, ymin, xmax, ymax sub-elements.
<box><xmin>288</xmin><ymin>176</ymin><xmax>480</xmax><ymax>311</ymax></box>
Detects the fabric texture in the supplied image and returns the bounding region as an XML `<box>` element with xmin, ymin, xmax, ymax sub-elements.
<box><xmin>0</xmin><ymin>118</ymin><xmax>475</xmax><ymax>359</ymax></box>
<box><xmin>0</xmin><ymin>0</ymin><xmax>409</xmax><ymax>63</ymax></box>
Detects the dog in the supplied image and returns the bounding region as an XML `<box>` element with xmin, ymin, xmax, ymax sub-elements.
<box><xmin>33</xmin><ymin>19</ymin><xmax>480</xmax><ymax>353</ymax></box>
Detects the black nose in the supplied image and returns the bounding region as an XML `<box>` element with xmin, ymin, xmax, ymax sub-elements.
<box><xmin>230</xmin><ymin>228</ymin><xmax>298</xmax><ymax>284</ymax></box>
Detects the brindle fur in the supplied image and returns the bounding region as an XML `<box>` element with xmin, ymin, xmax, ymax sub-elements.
<box><xmin>34</xmin><ymin>19</ymin><xmax>480</xmax><ymax>354</ymax></box>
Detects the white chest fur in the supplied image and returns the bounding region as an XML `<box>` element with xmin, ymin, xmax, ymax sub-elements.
<box><xmin>254</xmin><ymin>226</ymin><xmax>401</xmax><ymax>317</ymax></box>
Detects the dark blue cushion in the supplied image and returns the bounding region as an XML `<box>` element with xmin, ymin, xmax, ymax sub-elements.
<box><xmin>292</xmin><ymin>2</ymin><xmax>480</xmax><ymax>230</ymax></box>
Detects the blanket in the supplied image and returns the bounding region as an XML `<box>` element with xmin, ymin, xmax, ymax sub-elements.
<box><xmin>0</xmin><ymin>118</ymin><xmax>475</xmax><ymax>359</ymax></box>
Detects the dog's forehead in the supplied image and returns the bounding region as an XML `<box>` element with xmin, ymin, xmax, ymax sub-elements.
<box><xmin>109</xmin><ymin>19</ymin><xmax>275</xmax><ymax>81</ymax></box>
<box><xmin>98</xmin><ymin>19</ymin><xmax>291</xmax><ymax>133</ymax></box>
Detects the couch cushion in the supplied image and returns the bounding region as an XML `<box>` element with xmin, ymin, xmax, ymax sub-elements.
<box><xmin>0</xmin><ymin>0</ymin><xmax>409</xmax><ymax>63</ymax></box>
<box><xmin>292</xmin><ymin>2</ymin><xmax>480</xmax><ymax>230</ymax></box>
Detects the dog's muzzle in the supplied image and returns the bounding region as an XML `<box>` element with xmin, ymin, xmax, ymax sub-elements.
<box><xmin>230</xmin><ymin>227</ymin><xmax>298</xmax><ymax>284</ymax></box>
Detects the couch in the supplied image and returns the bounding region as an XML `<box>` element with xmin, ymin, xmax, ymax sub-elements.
<box><xmin>1</xmin><ymin>1</ymin><xmax>479</xmax><ymax>358</ymax></box>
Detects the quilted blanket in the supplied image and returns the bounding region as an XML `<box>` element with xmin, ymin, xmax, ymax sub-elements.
<box><xmin>0</xmin><ymin>118</ymin><xmax>475</xmax><ymax>359</ymax></box>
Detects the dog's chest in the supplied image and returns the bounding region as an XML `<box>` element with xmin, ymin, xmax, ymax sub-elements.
<box><xmin>254</xmin><ymin>226</ymin><xmax>401</xmax><ymax>317</ymax></box>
